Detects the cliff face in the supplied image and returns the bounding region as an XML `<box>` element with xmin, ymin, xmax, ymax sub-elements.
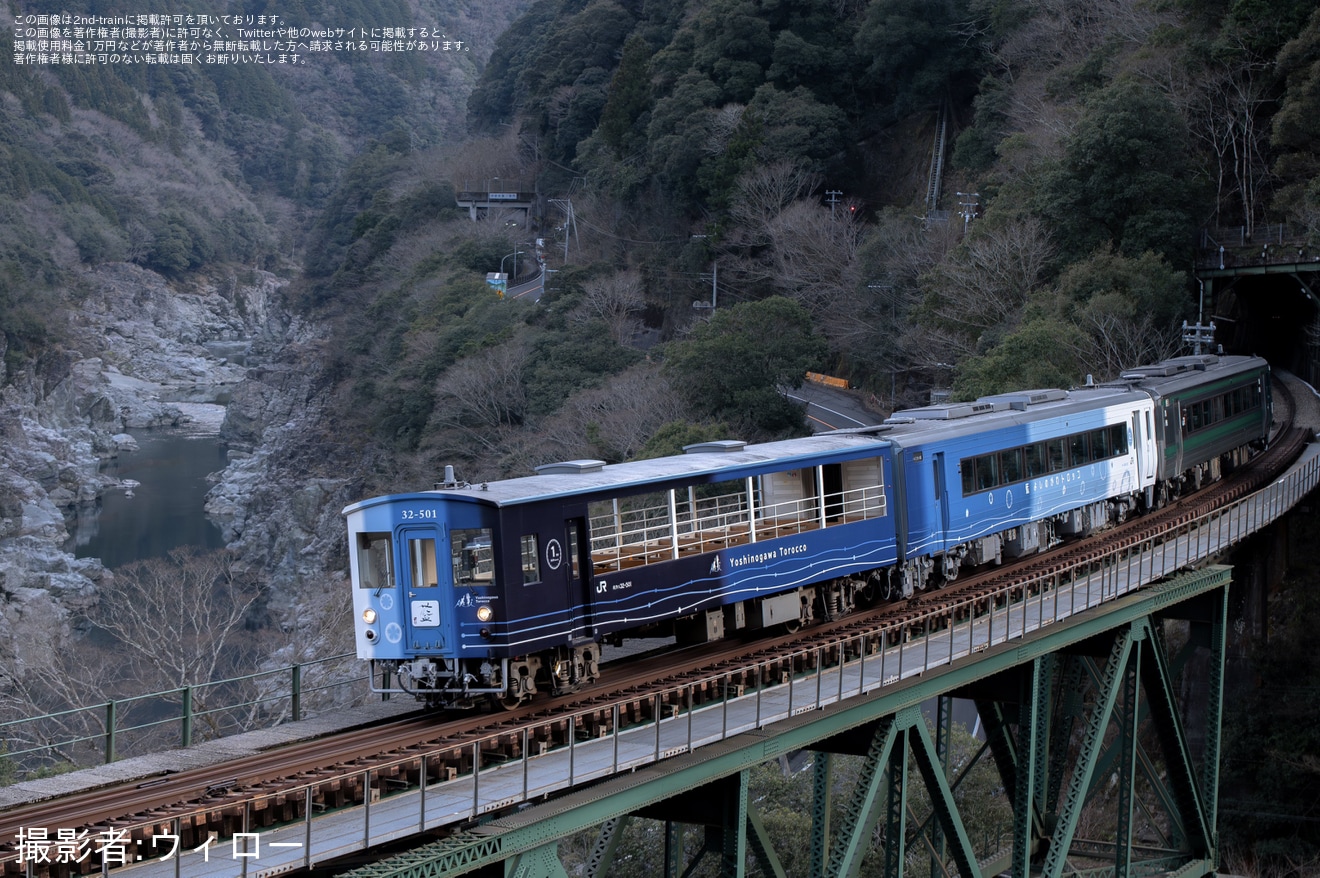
<box><xmin>0</xmin><ymin>262</ymin><xmax>291</xmax><ymax>672</ymax></box>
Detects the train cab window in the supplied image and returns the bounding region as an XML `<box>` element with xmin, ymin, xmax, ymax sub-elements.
<box><xmin>408</xmin><ymin>537</ymin><xmax>439</xmax><ymax>588</ymax></box>
<box><xmin>356</xmin><ymin>533</ymin><xmax>394</xmax><ymax>589</ymax></box>
<box><xmin>451</xmin><ymin>528</ymin><xmax>496</xmax><ymax>586</ymax></box>
<box><xmin>520</xmin><ymin>534</ymin><xmax>541</xmax><ymax>584</ymax></box>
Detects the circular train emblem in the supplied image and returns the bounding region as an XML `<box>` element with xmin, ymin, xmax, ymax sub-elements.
<box><xmin>379</xmin><ymin>593</ymin><xmax>394</xmax><ymax>611</ymax></box>
<box><xmin>1005</xmin><ymin>489</ymin><xmax>1013</xmax><ymax>509</ymax></box>
<box><xmin>546</xmin><ymin>539</ymin><xmax>563</xmax><ymax>571</ymax></box>
<box><xmin>385</xmin><ymin>622</ymin><xmax>403</xmax><ymax>644</ymax></box>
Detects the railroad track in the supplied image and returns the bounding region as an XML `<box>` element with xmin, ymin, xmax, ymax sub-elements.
<box><xmin>1</xmin><ymin>381</ymin><xmax>1307</xmax><ymax>878</ymax></box>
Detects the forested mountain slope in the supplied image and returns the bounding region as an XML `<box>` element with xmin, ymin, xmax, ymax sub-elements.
<box><xmin>0</xmin><ymin>0</ymin><xmax>526</xmax><ymax>379</ymax></box>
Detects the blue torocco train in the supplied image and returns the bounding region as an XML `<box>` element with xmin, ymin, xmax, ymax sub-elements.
<box><xmin>345</xmin><ymin>354</ymin><xmax>1270</xmax><ymax>707</ymax></box>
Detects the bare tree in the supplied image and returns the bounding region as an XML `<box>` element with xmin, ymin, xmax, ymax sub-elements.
<box><xmin>447</xmin><ymin>129</ymin><xmax>527</xmax><ymax>191</ymax></box>
<box><xmin>0</xmin><ymin>635</ymin><xmax>114</xmax><ymax>770</ymax></box>
<box><xmin>0</xmin><ymin>547</ymin><xmax>268</xmax><ymax>772</ymax></box>
<box><xmin>921</xmin><ymin>216</ymin><xmax>1055</xmax><ymax>342</ymax></box>
<box><xmin>1175</xmin><ymin>45</ymin><xmax>1273</xmax><ymax>234</ymax></box>
<box><xmin>578</xmin><ymin>270</ymin><xmax>647</xmax><ymax>345</ymax></box>
<box><xmin>530</xmin><ymin>362</ymin><xmax>685</xmax><ymax>464</ymax></box>
<box><xmin>96</xmin><ymin>548</ymin><xmax>265</xmax><ymax>739</ymax></box>
<box><xmin>726</xmin><ymin>159</ymin><xmax>822</xmax><ymax>245</ymax></box>
<box><xmin>705</xmin><ymin>104</ymin><xmax>747</xmax><ymax>157</ymax></box>
<box><xmin>1070</xmin><ymin>299</ymin><xmax>1184</xmax><ymax>379</ymax></box>
<box><xmin>426</xmin><ymin>337</ymin><xmax>530</xmax><ymax>456</ymax></box>
<box><xmin>252</xmin><ymin>571</ymin><xmax>361</xmax><ymax>725</ymax></box>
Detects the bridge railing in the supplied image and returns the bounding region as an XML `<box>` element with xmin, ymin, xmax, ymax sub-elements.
<box><xmin>1201</xmin><ymin>224</ymin><xmax>1301</xmax><ymax>249</ymax></box>
<box><xmin>1197</xmin><ymin>223</ymin><xmax>1320</xmax><ymax>269</ymax></box>
<box><xmin>0</xmin><ymin>653</ymin><xmax>369</xmax><ymax>781</ymax></box>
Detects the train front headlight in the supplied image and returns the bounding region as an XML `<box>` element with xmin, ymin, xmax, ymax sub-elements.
<box><xmin>476</xmin><ymin>605</ymin><xmax>494</xmax><ymax>623</ymax></box>
<box><xmin>362</xmin><ymin>608</ymin><xmax>378</xmax><ymax>625</ymax></box>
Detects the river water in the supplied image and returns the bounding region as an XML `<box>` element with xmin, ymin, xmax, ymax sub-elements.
<box><xmin>66</xmin><ymin>403</ymin><xmax>229</xmax><ymax>568</ymax></box>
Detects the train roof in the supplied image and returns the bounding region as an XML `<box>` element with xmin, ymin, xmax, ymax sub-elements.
<box><xmin>1111</xmin><ymin>353</ymin><xmax>1268</xmax><ymax>396</ymax></box>
<box><xmin>344</xmin><ymin>431</ymin><xmax>895</xmax><ymax>512</ymax></box>
<box><xmin>344</xmin><ymin>354</ymin><xmax>1270</xmax><ymax>516</ymax></box>
<box><xmin>877</xmin><ymin>381</ymin><xmax>1146</xmax><ymax>446</ymax></box>
<box><xmin>876</xmin><ymin>354</ymin><xmax>1267</xmax><ymax>447</ymax></box>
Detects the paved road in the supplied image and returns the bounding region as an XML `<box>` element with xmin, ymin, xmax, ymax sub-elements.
<box><xmin>785</xmin><ymin>382</ymin><xmax>882</xmax><ymax>432</ymax></box>
<box><xmin>507</xmin><ymin>264</ymin><xmax>545</xmax><ymax>301</ymax></box>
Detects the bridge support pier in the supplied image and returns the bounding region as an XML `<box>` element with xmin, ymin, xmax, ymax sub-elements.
<box><xmin>953</xmin><ymin>602</ymin><xmax>1227</xmax><ymax>878</ymax></box>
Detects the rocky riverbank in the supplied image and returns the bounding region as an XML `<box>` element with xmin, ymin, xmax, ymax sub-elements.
<box><xmin>0</xmin><ymin>262</ymin><xmax>289</xmax><ymax>673</ymax></box>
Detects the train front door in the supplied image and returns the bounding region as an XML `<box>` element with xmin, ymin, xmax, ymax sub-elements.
<box><xmin>400</xmin><ymin>529</ymin><xmax>451</xmax><ymax>650</ymax></box>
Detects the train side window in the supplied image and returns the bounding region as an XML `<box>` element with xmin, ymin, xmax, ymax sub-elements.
<box><xmin>357</xmin><ymin>533</ymin><xmax>393</xmax><ymax>589</ymax></box>
<box><xmin>961</xmin><ymin>462</ymin><xmax>975</xmax><ymax>496</ymax></box>
<box><xmin>1088</xmin><ymin>428</ymin><xmax>1109</xmax><ymax>461</ymax></box>
<box><xmin>1024</xmin><ymin>444</ymin><xmax>1046</xmax><ymax>477</ymax></box>
<box><xmin>999</xmin><ymin>448</ymin><xmax>1022</xmax><ymax>484</ymax></box>
<box><xmin>976</xmin><ymin>455</ymin><xmax>998</xmax><ymax>491</ymax></box>
<box><xmin>408</xmin><ymin>537</ymin><xmax>439</xmax><ymax>588</ymax></box>
<box><xmin>1110</xmin><ymin>424</ymin><xmax>1127</xmax><ymax>455</ymax></box>
<box><xmin>1046</xmin><ymin>439</ymin><xmax>1066</xmax><ymax>473</ymax></box>
<box><xmin>451</xmin><ymin>528</ymin><xmax>495</xmax><ymax>586</ymax></box>
<box><xmin>520</xmin><ymin>534</ymin><xmax>541</xmax><ymax>584</ymax></box>
<box><xmin>1069</xmin><ymin>434</ymin><xmax>1088</xmax><ymax>467</ymax></box>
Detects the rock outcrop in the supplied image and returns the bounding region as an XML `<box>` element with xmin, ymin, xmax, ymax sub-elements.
<box><xmin>0</xmin><ymin>262</ymin><xmax>290</xmax><ymax>675</ymax></box>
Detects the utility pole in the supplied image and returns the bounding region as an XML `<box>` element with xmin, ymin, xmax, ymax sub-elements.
<box><xmin>691</xmin><ymin>234</ymin><xmax>717</xmax><ymax>312</ymax></box>
<box><xmin>549</xmin><ymin>198</ymin><xmax>576</xmax><ymax>263</ymax></box>
<box><xmin>825</xmin><ymin>189</ymin><xmax>843</xmax><ymax>219</ymax></box>
<box><xmin>956</xmin><ymin>191</ymin><xmax>979</xmax><ymax>235</ymax></box>
<box><xmin>1182</xmin><ymin>280</ymin><xmax>1217</xmax><ymax>355</ymax></box>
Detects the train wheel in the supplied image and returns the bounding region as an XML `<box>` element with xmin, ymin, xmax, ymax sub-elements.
<box><xmin>489</xmin><ymin>693</ymin><xmax>524</xmax><ymax>711</ymax></box>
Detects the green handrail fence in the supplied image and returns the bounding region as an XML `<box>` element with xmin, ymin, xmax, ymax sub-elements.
<box><xmin>0</xmin><ymin>652</ymin><xmax>372</xmax><ymax>782</ymax></box>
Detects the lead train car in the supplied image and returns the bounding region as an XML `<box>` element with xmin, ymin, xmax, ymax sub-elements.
<box><xmin>345</xmin><ymin>353</ymin><xmax>1269</xmax><ymax>707</ymax></box>
<box><xmin>345</xmin><ymin>433</ymin><xmax>901</xmax><ymax>706</ymax></box>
